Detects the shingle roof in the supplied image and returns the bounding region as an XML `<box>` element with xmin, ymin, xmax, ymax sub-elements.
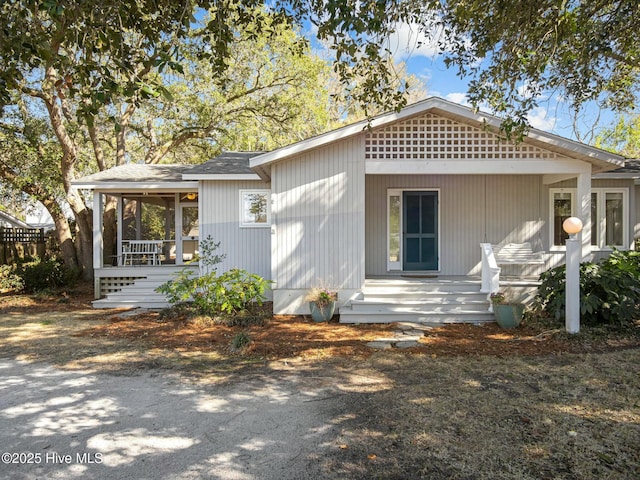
<box><xmin>612</xmin><ymin>159</ymin><xmax>640</xmax><ymax>174</ymax></box>
<box><xmin>75</xmin><ymin>164</ymin><xmax>192</xmax><ymax>183</ymax></box>
<box><xmin>187</xmin><ymin>152</ymin><xmax>263</xmax><ymax>175</ymax></box>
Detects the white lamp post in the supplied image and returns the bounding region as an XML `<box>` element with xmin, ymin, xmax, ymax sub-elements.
<box><xmin>563</xmin><ymin>217</ymin><xmax>583</xmax><ymax>334</ymax></box>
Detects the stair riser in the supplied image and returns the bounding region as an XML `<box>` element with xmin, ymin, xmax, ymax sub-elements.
<box><xmin>362</xmin><ymin>293</ymin><xmax>488</xmax><ymax>302</ymax></box>
<box><xmin>364</xmin><ymin>285</ymin><xmax>482</xmax><ymax>294</ymax></box>
<box><xmin>340</xmin><ymin>312</ymin><xmax>494</xmax><ymax>324</ymax></box>
<box><xmin>349</xmin><ymin>304</ymin><xmax>490</xmax><ymax>314</ymax></box>
<box><xmin>93</xmin><ymin>301</ymin><xmax>168</xmax><ymax>309</ymax></box>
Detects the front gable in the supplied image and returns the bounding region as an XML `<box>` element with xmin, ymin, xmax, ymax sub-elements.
<box><xmin>364</xmin><ymin>112</ymin><xmax>587</xmax><ymax>176</ymax></box>
<box><xmin>251</xmin><ymin>97</ymin><xmax>625</xmax><ymax>179</ymax></box>
<box><xmin>365</xmin><ymin>112</ymin><xmax>565</xmax><ymax>162</ymax></box>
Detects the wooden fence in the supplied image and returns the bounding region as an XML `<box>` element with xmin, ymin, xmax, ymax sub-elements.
<box><xmin>0</xmin><ymin>227</ymin><xmax>48</xmax><ymax>265</ymax></box>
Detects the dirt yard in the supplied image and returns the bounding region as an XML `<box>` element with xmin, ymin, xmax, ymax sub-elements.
<box><xmin>2</xmin><ymin>284</ymin><xmax>638</xmax><ymax>369</ymax></box>
<box><xmin>1</xmin><ymin>285</ymin><xmax>639</xmax><ymax>479</ymax></box>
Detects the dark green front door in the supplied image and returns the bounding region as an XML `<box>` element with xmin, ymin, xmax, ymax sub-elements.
<box><xmin>403</xmin><ymin>191</ymin><xmax>438</xmax><ymax>271</ymax></box>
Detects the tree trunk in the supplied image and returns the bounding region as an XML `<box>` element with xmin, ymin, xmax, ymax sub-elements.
<box><xmin>68</xmin><ymin>195</ymin><xmax>93</xmax><ymax>281</ymax></box>
<box><xmin>41</xmin><ymin>198</ymin><xmax>79</xmax><ymax>272</ymax></box>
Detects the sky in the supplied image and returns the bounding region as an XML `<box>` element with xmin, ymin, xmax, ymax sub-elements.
<box><xmin>311</xmin><ymin>21</ymin><xmax>617</xmax><ymax>144</ymax></box>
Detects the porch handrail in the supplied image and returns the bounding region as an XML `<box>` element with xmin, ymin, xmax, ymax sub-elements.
<box><xmin>480</xmin><ymin>243</ymin><xmax>501</xmax><ymax>311</ymax></box>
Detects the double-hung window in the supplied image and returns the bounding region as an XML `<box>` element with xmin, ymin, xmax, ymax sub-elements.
<box><xmin>550</xmin><ymin>188</ymin><xmax>628</xmax><ymax>249</ymax></box>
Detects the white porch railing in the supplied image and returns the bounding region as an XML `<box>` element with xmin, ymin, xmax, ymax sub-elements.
<box><xmin>480</xmin><ymin>243</ymin><xmax>501</xmax><ymax>312</ymax></box>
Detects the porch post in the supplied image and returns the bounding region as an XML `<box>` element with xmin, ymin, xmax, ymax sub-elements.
<box><xmin>93</xmin><ymin>191</ymin><xmax>103</xmax><ymax>299</ymax></box>
<box><xmin>92</xmin><ymin>191</ymin><xmax>103</xmax><ymax>269</ymax></box>
<box><xmin>116</xmin><ymin>196</ymin><xmax>123</xmax><ymax>266</ymax></box>
<box><xmin>135</xmin><ymin>199</ymin><xmax>142</xmax><ymax>239</ymax></box>
<box><xmin>175</xmin><ymin>193</ymin><xmax>183</xmax><ymax>265</ymax></box>
<box><xmin>576</xmin><ymin>170</ymin><xmax>591</xmax><ymax>261</ymax></box>
<box><xmin>563</xmin><ymin>217</ymin><xmax>583</xmax><ymax>334</ymax></box>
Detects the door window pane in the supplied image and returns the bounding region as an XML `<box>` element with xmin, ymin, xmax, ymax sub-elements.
<box><xmin>405</xmin><ymin>194</ymin><xmax>420</xmax><ymax>234</ymax></box>
<box><xmin>421</xmin><ymin>238</ymin><xmax>436</xmax><ymax>266</ymax></box>
<box><xmin>406</xmin><ymin>238</ymin><xmax>420</xmax><ymax>263</ymax></box>
<box><xmin>421</xmin><ymin>194</ymin><xmax>436</xmax><ymax>234</ymax></box>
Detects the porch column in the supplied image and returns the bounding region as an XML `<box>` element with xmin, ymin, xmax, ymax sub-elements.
<box><xmin>116</xmin><ymin>196</ymin><xmax>123</xmax><ymax>265</ymax></box>
<box><xmin>576</xmin><ymin>171</ymin><xmax>591</xmax><ymax>261</ymax></box>
<box><xmin>135</xmin><ymin>199</ymin><xmax>142</xmax><ymax>239</ymax></box>
<box><xmin>93</xmin><ymin>191</ymin><xmax>103</xmax><ymax>299</ymax></box>
<box><xmin>175</xmin><ymin>193</ymin><xmax>183</xmax><ymax>265</ymax></box>
<box><xmin>93</xmin><ymin>191</ymin><xmax>103</xmax><ymax>269</ymax></box>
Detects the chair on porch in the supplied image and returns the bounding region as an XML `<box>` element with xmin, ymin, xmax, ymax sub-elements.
<box><xmin>122</xmin><ymin>240</ymin><xmax>162</xmax><ymax>266</ymax></box>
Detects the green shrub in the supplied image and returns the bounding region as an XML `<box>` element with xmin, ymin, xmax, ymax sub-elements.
<box><xmin>0</xmin><ymin>265</ymin><xmax>24</xmax><ymax>292</ymax></box>
<box><xmin>1</xmin><ymin>257</ymin><xmax>80</xmax><ymax>294</ymax></box>
<box><xmin>156</xmin><ymin>238</ymin><xmax>271</xmax><ymax>319</ymax></box>
<box><xmin>536</xmin><ymin>249</ymin><xmax>640</xmax><ymax>327</ymax></box>
<box><xmin>192</xmin><ymin>268</ymin><xmax>270</xmax><ymax>316</ymax></box>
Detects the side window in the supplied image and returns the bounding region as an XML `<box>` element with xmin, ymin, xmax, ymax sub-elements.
<box><xmin>552</xmin><ymin>190</ymin><xmax>573</xmax><ymax>246</ymax></box>
<box><xmin>240</xmin><ymin>190</ymin><xmax>270</xmax><ymax>227</ymax></box>
<box><xmin>551</xmin><ymin>188</ymin><xmax>628</xmax><ymax>249</ymax></box>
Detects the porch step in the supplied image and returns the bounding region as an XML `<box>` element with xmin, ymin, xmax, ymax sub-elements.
<box><xmin>93</xmin><ymin>276</ymin><xmax>171</xmax><ymax>310</ymax></box>
<box><xmin>340</xmin><ymin>278</ymin><xmax>494</xmax><ymax>325</ymax></box>
<box><xmin>92</xmin><ymin>298</ymin><xmax>169</xmax><ymax>309</ymax></box>
<box><xmin>339</xmin><ymin>310</ymin><xmax>495</xmax><ymax>325</ymax></box>
<box><xmin>349</xmin><ymin>298</ymin><xmax>490</xmax><ymax>313</ymax></box>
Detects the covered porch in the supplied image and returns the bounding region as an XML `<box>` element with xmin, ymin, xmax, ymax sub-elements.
<box><xmin>73</xmin><ymin>163</ymin><xmax>200</xmax><ymax>299</ymax></box>
<box><xmin>91</xmin><ymin>189</ymin><xmax>199</xmax><ymax>299</ymax></box>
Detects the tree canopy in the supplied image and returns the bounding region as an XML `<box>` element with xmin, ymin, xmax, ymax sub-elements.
<box><xmin>0</xmin><ymin>2</ymin><xmax>342</xmax><ymax>277</ymax></box>
<box><xmin>290</xmin><ymin>0</ymin><xmax>640</xmax><ymax>136</ymax></box>
<box><xmin>2</xmin><ymin>1</ymin><xmax>638</xmax><ymax>133</ymax></box>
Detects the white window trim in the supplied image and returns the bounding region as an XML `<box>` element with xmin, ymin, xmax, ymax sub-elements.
<box><xmin>387</xmin><ymin>189</ymin><xmax>402</xmax><ymax>271</ymax></box>
<box><xmin>549</xmin><ymin>189</ymin><xmax>575</xmax><ymax>251</ymax></box>
<box><xmin>549</xmin><ymin>188</ymin><xmax>629</xmax><ymax>251</ymax></box>
<box><xmin>386</xmin><ymin>188</ymin><xmax>441</xmax><ymax>272</ymax></box>
<box><xmin>593</xmin><ymin>188</ymin><xmax>629</xmax><ymax>250</ymax></box>
<box><xmin>239</xmin><ymin>189</ymin><xmax>271</xmax><ymax>228</ymax></box>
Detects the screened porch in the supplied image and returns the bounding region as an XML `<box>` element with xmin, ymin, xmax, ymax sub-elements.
<box><xmin>94</xmin><ymin>191</ymin><xmax>199</xmax><ymax>268</ymax></box>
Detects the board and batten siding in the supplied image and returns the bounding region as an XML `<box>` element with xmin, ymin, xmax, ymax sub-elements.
<box><xmin>271</xmin><ymin>136</ymin><xmax>366</xmax><ymax>314</ymax></box>
<box><xmin>199</xmin><ymin>180</ymin><xmax>271</xmax><ymax>284</ymax></box>
<box><xmin>365</xmin><ymin>174</ymin><xmax>547</xmax><ymax>277</ymax></box>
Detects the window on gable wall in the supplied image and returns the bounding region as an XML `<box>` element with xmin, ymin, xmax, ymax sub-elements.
<box><xmin>240</xmin><ymin>190</ymin><xmax>270</xmax><ymax>227</ymax></box>
<box><xmin>551</xmin><ymin>188</ymin><xmax>628</xmax><ymax>249</ymax></box>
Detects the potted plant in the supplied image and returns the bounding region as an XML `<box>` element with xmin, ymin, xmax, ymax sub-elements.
<box><xmin>490</xmin><ymin>291</ymin><xmax>525</xmax><ymax>329</ymax></box>
<box><xmin>307</xmin><ymin>288</ymin><xmax>338</xmax><ymax>322</ymax></box>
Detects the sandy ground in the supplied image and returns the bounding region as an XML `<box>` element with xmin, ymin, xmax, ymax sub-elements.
<box><xmin>1</xmin><ymin>289</ymin><xmax>639</xmax><ymax>479</ymax></box>
<box><xmin>0</xmin><ymin>357</ymin><xmax>382</xmax><ymax>480</ymax></box>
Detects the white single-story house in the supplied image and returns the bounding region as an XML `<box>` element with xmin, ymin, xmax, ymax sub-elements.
<box><xmin>73</xmin><ymin>97</ymin><xmax>638</xmax><ymax>323</ymax></box>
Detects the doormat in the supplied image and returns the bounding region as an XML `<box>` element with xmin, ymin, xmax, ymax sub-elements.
<box><xmin>401</xmin><ymin>274</ymin><xmax>438</xmax><ymax>279</ymax></box>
